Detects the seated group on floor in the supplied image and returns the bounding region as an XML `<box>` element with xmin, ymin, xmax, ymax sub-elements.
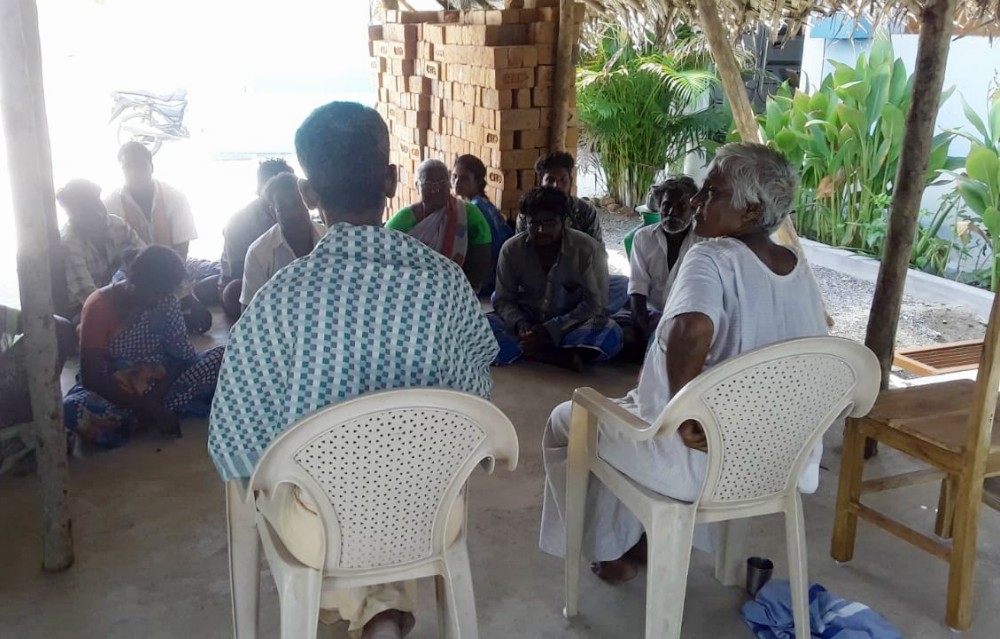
<box><xmin>3</xmin><ymin>98</ymin><xmax>833</xmax><ymax>638</ymax></box>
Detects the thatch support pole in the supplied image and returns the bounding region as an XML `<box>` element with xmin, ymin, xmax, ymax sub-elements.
<box><xmin>694</xmin><ymin>0</ymin><xmax>758</xmax><ymax>142</ymax></box>
<box><xmin>549</xmin><ymin>0</ymin><xmax>576</xmax><ymax>151</ymax></box>
<box><xmin>865</xmin><ymin>0</ymin><xmax>956</xmax><ymax>389</ymax></box>
<box><xmin>0</xmin><ymin>0</ymin><xmax>74</xmax><ymax>570</ymax></box>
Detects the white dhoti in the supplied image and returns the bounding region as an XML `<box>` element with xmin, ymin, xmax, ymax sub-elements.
<box><xmin>258</xmin><ymin>485</ymin><xmax>464</xmax><ymax>637</ymax></box>
<box><xmin>539</xmin><ymin>399</ymin><xmax>713</xmax><ymax>562</ymax></box>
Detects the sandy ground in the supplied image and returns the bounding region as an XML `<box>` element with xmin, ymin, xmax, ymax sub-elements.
<box><xmin>596</xmin><ymin>207</ymin><xmax>988</xmax><ymax>350</ymax></box>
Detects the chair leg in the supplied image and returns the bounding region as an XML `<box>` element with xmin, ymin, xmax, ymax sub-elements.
<box><xmin>276</xmin><ymin>568</ymin><xmax>322</xmax><ymax>639</ymax></box>
<box><xmin>831</xmin><ymin>418</ymin><xmax>866</xmax><ymax>562</ymax></box>
<box><xmin>564</xmin><ymin>406</ymin><xmax>597</xmax><ymax>619</ymax></box>
<box><xmin>935</xmin><ymin>476</ymin><xmax>957</xmax><ymax>540</ymax></box>
<box><xmin>785</xmin><ymin>494</ymin><xmax>811</xmax><ymax>639</ymax></box>
<box><xmin>226</xmin><ymin>481</ymin><xmax>261</xmax><ymax>639</ymax></box>
<box><xmin>713</xmin><ymin>519</ymin><xmax>750</xmax><ymax>587</ymax></box>
<box><xmin>644</xmin><ymin>507</ymin><xmax>696</xmax><ymax>639</ymax></box>
<box><xmin>946</xmin><ymin>471</ymin><xmax>985</xmax><ymax>631</ymax></box>
<box><xmin>440</xmin><ymin>541</ymin><xmax>479</xmax><ymax>639</ymax></box>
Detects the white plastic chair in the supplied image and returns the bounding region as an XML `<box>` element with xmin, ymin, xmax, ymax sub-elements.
<box><xmin>563</xmin><ymin>337</ymin><xmax>880</xmax><ymax>639</ymax></box>
<box><xmin>246</xmin><ymin>389</ymin><xmax>519</xmax><ymax>639</ymax></box>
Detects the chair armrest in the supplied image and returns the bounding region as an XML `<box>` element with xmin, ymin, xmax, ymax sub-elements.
<box><xmin>572</xmin><ymin>387</ymin><xmax>660</xmax><ymax>441</ymax></box>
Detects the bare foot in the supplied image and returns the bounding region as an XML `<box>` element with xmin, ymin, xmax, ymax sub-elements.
<box><xmin>590</xmin><ymin>557</ymin><xmax>639</xmax><ymax>584</ymax></box>
<box><xmin>361</xmin><ymin>610</ymin><xmax>415</xmax><ymax>639</ymax></box>
<box><xmin>625</xmin><ymin>534</ymin><xmax>647</xmax><ymax>565</ymax></box>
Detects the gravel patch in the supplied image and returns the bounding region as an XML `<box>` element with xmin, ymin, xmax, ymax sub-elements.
<box><xmin>596</xmin><ymin>208</ymin><xmax>987</xmax><ymax>349</ymax></box>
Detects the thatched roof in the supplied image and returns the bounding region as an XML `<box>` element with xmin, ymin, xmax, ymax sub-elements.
<box><xmin>395</xmin><ymin>0</ymin><xmax>1000</xmax><ymax>43</ymax></box>
<box><xmin>583</xmin><ymin>0</ymin><xmax>1000</xmax><ymax>43</ymax></box>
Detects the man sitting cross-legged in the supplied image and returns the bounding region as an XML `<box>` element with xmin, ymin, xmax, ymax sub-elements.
<box><xmin>208</xmin><ymin>101</ymin><xmax>498</xmax><ymax>639</ymax></box>
<box><xmin>239</xmin><ymin>172</ymin><xmax>326</xmax><ymax>309</ymax></box>
<box><xmin>488</xmin><ymin>187</ymin><xmax>623</xmax><ymax>370</ymax></box>
<box><xmin>614</xmin><ymin>176</ymin><xmax>700</xmax><ymax>359</ymax></box>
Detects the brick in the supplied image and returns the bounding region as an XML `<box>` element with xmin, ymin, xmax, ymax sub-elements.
<box><xmin>537</xmin><ymin>6</ymin><xmax>558</xmax><ymax>21</ymax></box>
<box><xmin>523</xmin><ymin>0</ymin><xmax>559</xmax><ymax>7</ymax></box>
<box><xmin>536</xmin><ymin>65</ymin><xmax>555</xmax><ymax>87</ymax></box>
<box><xmin>483</xmin><ymin>128</ymin><xmax>516</xmax><ymax>150</ymax></box>
<box><xmin>403</xmin><ymin>109</ymin><xmax>431</xmax><ymax>130</ymax></box>
<box><xmin>481</xmin><ymin>89</ymin><xmax>514</xmax><ymax>110</ymax></box>
<box><xmin>529</xmin><ymin>22</ymin><xmax>558</xmax><ymax>44</ymax></box>
<box><xmin>514</xmin><ymin>89</ymin><xmax>533</xmax><ymax>109</ymax></box>
<box><xmin>499</xmin><ymin>108</ymin><xmax>540</xmax><ymax>130</ymax></box>
<box><xmin>444</xmin><ymin>25</ymin><xmax>462</xmax><ymax>44</ymax></box>
<box><xmin>485</xmin><ymin>67</ymin><xmax>535</xmax><ymax>90</ymax></box>
<box><xmin>500</xmin><ymin>149</ymin><xmax>540</xmax><ymax>170</ymax></box>
<box><xmin>370</xmin><ymin>57</ymin><xmax>386</xmax><ymax>73</ymax></box>
<box><xmin>518</xmin><ymin>170</ymin><xmax>537</xmax><ymax>190</ymax></box>
<box><xmin>505</xmin><ymin>45</ymin><xmax>539</xmax><ymax>68</ymax></box>
<box><xmin>518</xmin><ymin>8</ymin><xmax>540</xmax><ymax>22</ymax></box>
<box><xmin>539</xmin><ymin>107</ymin><xmax>553</xmax><ymax>127</ymax></box>
<box><xmin>396</xmin><ymin>10</ymin><xmax>439</xmax><ymax>23</ymax></box>
<box><xmin>461</xmin><ymin>10</ymin><xmax>487</xmax><ymax>25</ymax></box>
<box><xmin>368</xmin><ymin>25</ymin><xmax>384</xmax><ymax>40</ymax></box>
<box><xmin>485</xmin><ymin>9</ymin><xmax>521</xmax><ymax>25</ymax></box>
<box><xmin>374</xmin><ymin>39</ymin><xmax>417</xmax><ymax>60</ymax></box>
<box><xmin>538</xmin><ymin>45</ymin><xmax>556</xmax><ymax>65</ymax></box>
<box><xmin>424</xmin><ymin>24</ymin><xmax>446</xmax><ymax>45</ymax></box>
<box><xmin>384</xmin><ymin>10</ymin><xmax>399</xmax><ymax>23</ymax></box>
<box><xmin>383</xmin><ymin>23</ymin><xmax>419</xmax><ymax>43</ymax></box>
<box><xmin>532</xmin><ymin>86</ymin><xmax>552</xmax><ymax>107</ymax></box>
<box><xmin>487</xmin><ymin>167</ymin><xmax>506</xmax><ymax>189</ymax></box>
<box><xmin>439</xmin><ymin>10</ymin><xmax>461</xmax><ymax>23</ymax></box>
<box><xmin>407</xmin><ymin>75</ymin><xmax>432</xmax><ymax>94</ymax></box>
<box><xmin>422</xmin><ymin>61</ymin><xmax>441</xmax><ymax>80</ymax></box>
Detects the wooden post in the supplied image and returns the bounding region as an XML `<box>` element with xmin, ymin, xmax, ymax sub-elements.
<box><xmin>0</xmin><ymin>0</ymin><xmax>74</xmax><ymax>570</ymax></box>
<box><xmin>694</xmin><ymin>0</ymin><xmax>758</xmax><ymax>142</ymax></box>
<box><xmin>865</xmin><ymin>0</ymin><xmax>956</xmax><ymax>389</ymax></box>
<box><xmin>549</xmin><ymin>0</ymin><xmax>576</xmax><ymax>151</ymax></box>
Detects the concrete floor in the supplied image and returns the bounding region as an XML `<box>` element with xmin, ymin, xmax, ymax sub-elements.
<box><xmin>2</xmin><ymin>354</ymin><xmax>1000</xmax><ymax>638</ymax></box>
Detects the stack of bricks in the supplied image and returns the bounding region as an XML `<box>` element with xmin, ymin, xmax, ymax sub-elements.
<box><xmin>369</xmin><ymin>0</ymin><xmax>583</xmax><ymax>221</ymax></box>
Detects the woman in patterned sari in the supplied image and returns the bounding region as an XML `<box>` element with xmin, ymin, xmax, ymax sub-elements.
<box><xmin>385</xmin><ymin>158</ymin><xmax>493</xmax><ymax>290</ymax></box>
<box><xmin>64</xmin><ymin>245</ymin><xmax>224</xmax><ymax>448</ymax></box>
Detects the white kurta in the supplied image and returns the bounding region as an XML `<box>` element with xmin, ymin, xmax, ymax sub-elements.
<box><xmin>540</xmin><ymin>237</ymin><xmax>829</xmax><ymax>561</ymax></box>
<box><xmin>626</xmin><ymin>224</ymin><xmax>698</xmax><ymax>313</ymax></box>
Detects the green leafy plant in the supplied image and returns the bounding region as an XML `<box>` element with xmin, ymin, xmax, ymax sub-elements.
<box><xmin>576</xmin><ymin>26</ymin><xmax>734</xmax><ymax>206</ymax></box>
<box><xmin>951</xmin><ymin>145</ymin><xmax>1000</xmax><ymax>290</ymax></box>
<box><xmin>759</xmin><ymin>38</ymin><xmax>958</xmax><ymax>258</ymax></box>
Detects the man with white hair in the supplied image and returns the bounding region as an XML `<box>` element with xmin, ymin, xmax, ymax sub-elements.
<box><xmin>538</xmin><ymin>143</ymin><xmax>829</xmax><ymax>582</ymax></box>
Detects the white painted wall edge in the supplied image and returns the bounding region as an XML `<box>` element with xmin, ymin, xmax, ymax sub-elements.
<box><xmin>800</xmin><ymin>238</ymin><xmax>995</xmax><ymax>322</ymax></box>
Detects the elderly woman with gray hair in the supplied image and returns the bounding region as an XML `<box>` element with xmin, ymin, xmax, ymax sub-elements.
<box><xmin>385</xmin><ymin>159</ymin><xmax>493</xmax><ymax>289</ymax></box>
<box><xmin>538</xmin><ymin>142</ymin><xmax>829</xmax><ymax>582</ymax></box>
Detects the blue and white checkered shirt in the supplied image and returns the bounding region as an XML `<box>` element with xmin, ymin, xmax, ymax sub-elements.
<box><xmin>208</xmin><ymin>223</ymin><xmax>499</xmax><ymax>481</ymax></box>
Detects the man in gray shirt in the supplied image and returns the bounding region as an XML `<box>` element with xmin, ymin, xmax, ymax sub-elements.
<box><xmin>489</xmin><ymin>187</ymin><xmax>623</xmax><ymax>370</ymax></box>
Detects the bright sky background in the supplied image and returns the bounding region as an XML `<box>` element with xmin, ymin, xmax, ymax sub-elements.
<box><xmin>0</xmin><ymin>0</ymin><xmax>374</xmax><ymax>307</ymax></box>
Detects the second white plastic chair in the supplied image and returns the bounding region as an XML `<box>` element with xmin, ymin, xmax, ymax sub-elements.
<box><xmin>247</xmin><ymin>388</ymin><xmax>519</xmax><ymax>639</ymax></box>
<box><xmin>563</xmin><ymin>336</ymin><xmax>880</xmax><ymax>639</ymax></box>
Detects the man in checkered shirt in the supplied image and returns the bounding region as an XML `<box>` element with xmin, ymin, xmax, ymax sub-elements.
<box><xmin>208</xmin><ymin>102</ymin><xmax>498</xmax><ymax>639</ymax></box>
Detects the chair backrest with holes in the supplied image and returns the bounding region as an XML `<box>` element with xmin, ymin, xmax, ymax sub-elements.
<box><xmin>249</xmin><ymin>389</ymin><xmax>518</xmax><ymax>574</ymax></box>
<box><xmin>653</xmin><ymin>337</ymin><xmax>880</xmax><ymax>507</ymax></box>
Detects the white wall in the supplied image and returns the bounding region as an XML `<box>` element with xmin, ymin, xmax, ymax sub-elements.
<box><xmin>799</xmin><ymin>28</ymin><xmax>1000</xmax><ymax>214</ymax></box>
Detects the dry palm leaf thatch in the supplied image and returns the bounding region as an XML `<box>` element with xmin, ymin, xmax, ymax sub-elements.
<box><xmin>581</xmin><ymin>0</ymin><xmax>1000</xmax><ymax>45</ymax></box>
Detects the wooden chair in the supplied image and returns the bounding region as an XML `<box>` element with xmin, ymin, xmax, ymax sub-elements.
<box><xmin>831</xmin><ymin>291</ymin><xmax>1000</xmax><ymax>631</ymax></box>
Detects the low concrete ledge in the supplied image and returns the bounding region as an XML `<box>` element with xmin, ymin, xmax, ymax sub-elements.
<box><xmin>800</xmin><ymin>238</ymin><xmax>995</xmax><ymax>322</ymax></box>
